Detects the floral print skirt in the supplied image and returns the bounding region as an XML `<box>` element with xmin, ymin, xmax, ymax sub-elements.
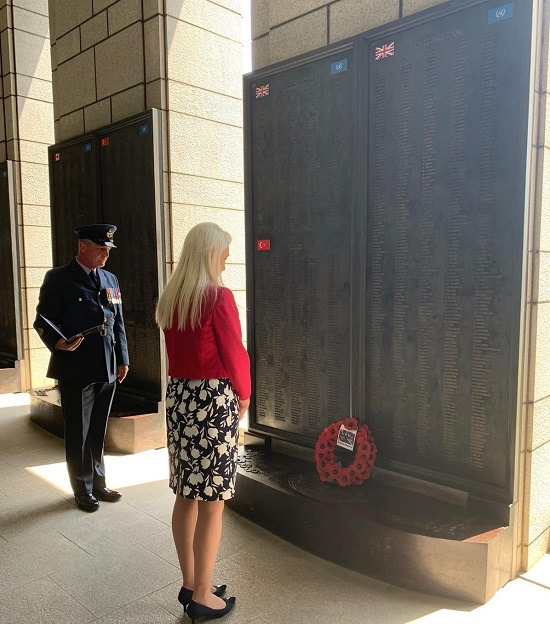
<box><xmin>165</xmin><ymin>377</ymin><xmax>239</xmax><ymax>501</ymax></box>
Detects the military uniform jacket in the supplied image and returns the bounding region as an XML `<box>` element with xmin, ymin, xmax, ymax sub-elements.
<box><xmin>34</xmin><ymin>258</ymin><xmax>129</xmax><ymax>385</ymax></box>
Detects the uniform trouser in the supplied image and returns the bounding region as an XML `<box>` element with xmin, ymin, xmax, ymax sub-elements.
<box><xmin>58</xmin><ymin>379</ymin><xmax>117</xmax><ymax>496</ymax></box>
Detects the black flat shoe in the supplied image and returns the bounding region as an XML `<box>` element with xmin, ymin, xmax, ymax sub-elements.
<box><xmin>178</xmin><ymin>585</ymin><xmax>227</xmax><ymax>612</ymax></box>
<box><xmin>75</xmin><ymin>493</ymin><xmax>99</xmax><ymax>512</ymax></box>
<box><xmin>187</xmin><ymin>597</ymin><xmax>235</xmax><ymax>623</ymax></box>
<box><xmin>92</xmin><ymin>487</ymin><xmax>122</xmax><ymax>502</ymax></box>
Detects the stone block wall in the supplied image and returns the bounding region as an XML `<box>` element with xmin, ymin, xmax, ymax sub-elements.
<box><xmin>48</xmin><ymin>0</ymin><xmax>165</xmax><ymax>140</ymax></box>
<box><xmin>1</xmin><ymin>0</ymin><xmax>54</xmax><ymax>389</ymax></box>
<box><xmin>250</xmin><ymin>0</ymin><xmax>447</xmax><ymax>69</ymax></box>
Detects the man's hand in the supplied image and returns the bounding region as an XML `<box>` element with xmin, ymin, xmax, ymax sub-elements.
<box><xmin>117</xmin><ymin>365</ymin><xmax>129</xmax><ymax>383</ymax></box>
<box><xmin>55</xmin><ymin>336</ymin><xmax>83</xmax><ymax>351</ymax></box>
<box><xmin>238</xmin><ymin>398</ymin><xmax>250</xmax><ymax>421</ymax></box>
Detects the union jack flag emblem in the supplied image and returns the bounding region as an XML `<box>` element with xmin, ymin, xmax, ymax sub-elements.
<box><xmin>255</xmin><ymin>84</ymin><xmax>270</xmax><ymax>98</ymax></box>
<box><xmin>375</xmin><ymin>42</ymin><xmax>395</xmax><ymax>60</ymax></box>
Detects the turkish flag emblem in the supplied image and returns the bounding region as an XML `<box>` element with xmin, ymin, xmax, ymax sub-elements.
<box><xmin>257</xmin><ymin>239</ymin><xmax>271</xmax><ymax>251</ymax></box>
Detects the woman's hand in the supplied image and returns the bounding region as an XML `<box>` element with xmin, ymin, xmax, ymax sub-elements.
<box><xmin>238</xmin><ymin>398</ymin><xmax>250</xmax><ymax>421</ymax></box>
<box><xmin>55</xmin><ymin>336</ymin><xmax>84</xmax><ymax>351</ymax></box>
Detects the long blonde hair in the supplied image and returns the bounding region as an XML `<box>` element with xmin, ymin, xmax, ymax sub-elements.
<box><xmin>155</xmin><ymin>222</ymin><xmax>231</xmax><ymax>330</ymax></box>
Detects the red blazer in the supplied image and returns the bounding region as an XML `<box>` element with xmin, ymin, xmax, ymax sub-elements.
<box><xmin>163</xmin><ymin>287</ymin><xmax>251</xmax><ymax>400</ymax></box>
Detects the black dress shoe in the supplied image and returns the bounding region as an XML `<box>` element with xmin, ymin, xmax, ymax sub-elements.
<box><xmin>178</xmin><ymin>585</ymin><xmax>227</xmax><ymax>611</ymax></box>
<box><xmin>75</xmin><ymin>494</ymin><xmax>99</xmax><ymax>512</ymax></box>
<box><xmin>92</xmin><ymin>487</ymin><xmax>122</xmax><ymax>502</ymax></box>
<box><xmin>187</xmin><ymin>597</ymin><xmax>235</xmax><ymax>624</ymax></box>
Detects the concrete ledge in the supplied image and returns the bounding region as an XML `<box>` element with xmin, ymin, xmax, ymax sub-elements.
<box><xmin>104</xmin><ymin>410</ymin><xmax>166</xmax><ymax>454</ymax></box>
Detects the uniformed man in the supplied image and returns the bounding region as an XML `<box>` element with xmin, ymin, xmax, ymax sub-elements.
<box><xmin>34</xmin><ymin>224</ymin><xmax>129</xmax><ymax>512</ymax></box>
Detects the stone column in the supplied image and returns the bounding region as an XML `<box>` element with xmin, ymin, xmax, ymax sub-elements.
<box><xmin>520</xmin><ymin>0</ymin><xmax>550</xmax><ymax>571</ymax></box>
<box><xmin>165</xmin><ymin>0</ymin><xmax>246</xmax><ymax>319</ymax></box>
<box><xmin>1</xmin><ymin>0</ymin><xmax>54</xmax><ymax>390</ymax></box>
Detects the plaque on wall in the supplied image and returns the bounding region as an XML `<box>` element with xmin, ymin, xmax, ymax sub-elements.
<box><xmin>362</xmin><ymin>0</ymin><xmax>532</xmax><ymax>500</ymax></box>
<box><xmin>246</xmin><ymin>45</ymin><xmax>357</xmax><ymax>445</ymax></box>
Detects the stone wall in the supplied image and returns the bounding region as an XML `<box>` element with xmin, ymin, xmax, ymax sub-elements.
<box><xmin>48</xmin><ymin>0</ymin><xmax>165</xmax><ymax>140</ymax></box>
<box><xmin>251</xmin><ymin>0</ymin><xmax>447</xmax><ymax>70</ymax></box>
<box><xmin>1</xmin><ymin>0</ymin><xmax>54</xmax><ymax>389</ymax></box>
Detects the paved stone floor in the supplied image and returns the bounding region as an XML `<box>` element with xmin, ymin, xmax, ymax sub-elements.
<box><xmin>1</xmin><ymin>393</ymin><xmax>549</xmax><ymax>624</ymax></box>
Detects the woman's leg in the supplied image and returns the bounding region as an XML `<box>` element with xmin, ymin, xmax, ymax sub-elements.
<box><xmin>192</xmin><ymin>499</ymin><xmax>226</xmax><ymax>608</ymax></box>
<box><xmin>172</xmin><ymin>495</ymin><xmax>198</xmax><ymax>587</ymax></box>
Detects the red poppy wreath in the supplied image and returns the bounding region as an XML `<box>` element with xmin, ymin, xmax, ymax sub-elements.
<box><xmin>314</xmin><ymin>417</ymin><xmax>377</xmax><ymax>487</ymax></box>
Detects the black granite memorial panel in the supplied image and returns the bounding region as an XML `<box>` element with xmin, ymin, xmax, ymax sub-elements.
<box><xmin>0</xmin><ymin>163</ymin><xmax>17</xmax><ymax>367</ymax></box>
<box><xmin>49</xmin><ymin>136</ymin><xmax>99</xmax><ymax>266</ymax></box>
<box><xmin>49</xmin><ymin>112</ymin><xmax>163</xmax><ymax>407</ymax></box>
<box><xmin>98</xmin><ymin>114</ymin><xmax>161</xmax><ymax>402</ymax></box>
<box><xmin>363</xmin><ymin>0</ymin><xmax>532</xmax><ymax>499</ymax></box>
<box><xmin>246</xmin><ymin>47</ymin><xmax>356</xmax><ymax>444</ymax></box>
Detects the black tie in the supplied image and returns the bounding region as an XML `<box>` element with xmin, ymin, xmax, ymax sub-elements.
<box><xmin>90</xmin><ymin>270</ymin><xmax>100</xmax><ymax>290</ymax></box>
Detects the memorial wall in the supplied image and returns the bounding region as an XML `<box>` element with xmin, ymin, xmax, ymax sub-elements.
<box><xmin>49</xmin><ymin>110</ymin><xmax>165</xmax><ymax>408</ymax></box>
<box><xmin>99</xmin><ymin>115</ymin><xmax>164</xmax><ymax>403</ymax></box>
<box><xmin>248</xmin><ymin>46</ymin><xmax>356</xmax><ymax>441</ymax></box>
<box><xmin>364</xmin><ymin>0</ymin><xmax>532</xmax><ymax>500</ymax></box>
<box><xmin>246</xmin><ymin>0</ymin><xmax>533</xmax><ymax>503</ymax></box>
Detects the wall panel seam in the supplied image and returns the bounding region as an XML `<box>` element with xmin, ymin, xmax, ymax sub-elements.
<box><xmin>170</xmin><ymin>110</ymin><xmax>242</xmax><ymax>129</ymax></box>
<box><xmin>269</xmin><ymin>4</ymin><xmax>332</xmax><ymax>31</ymax></box>
<box><xmin>11</xmin><ymin>27</ymin><xmax>49</xmax><ymax>39</ymax></box>
<box><xmin>168</xmin><ymin>16</ymin><xmax>242</xmax><ymax>45</ymax></box>
<box><xmin>167</xmin><ymin>78</ymin><xmax>243</xmax><ymax>101</ymax></box>
<box><xmin>206</xmin><ymin>0</ymin><xmax>241</xmax><ymax>17</ymax></box>
<box><xmin>168</xmin><ymin>170</ymin><xmax>243</xmax><ymax>184</ymax></box>
<box><xmin>15</xmin><ymin>94</ymin><xmax>54</xmax><ymax>105</ymax></box>
<box><xmin>171</xmin><ymin>202</ymin><xmax>244</xmax><ymax>212</ymax></box>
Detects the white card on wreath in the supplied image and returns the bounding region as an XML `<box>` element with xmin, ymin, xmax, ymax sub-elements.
<box><xmin>336</xmin><ymin>425</ymin><xmax>357</xmax><ymax>451</ymax></box>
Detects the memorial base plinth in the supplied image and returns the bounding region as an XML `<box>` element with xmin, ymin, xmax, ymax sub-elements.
<box><xmin>29</xmin><ymin>387</ymin><xmax>166</xmax><ymax>454</ymax></box>
<box><xmin>0</xmin><ymin>361</ymin><xmax>23</xmax><ymax>393</ymax></box>
<box><xmin>228</xmin><ymin>447</ymin><xmax>513</xmax><ymax>604</ymax></box>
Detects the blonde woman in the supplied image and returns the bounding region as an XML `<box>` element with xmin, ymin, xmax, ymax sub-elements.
<box><xmin>156</xmin><ymin>223</ymin><xmax>250</xmax><ymax>622</ymax></box>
